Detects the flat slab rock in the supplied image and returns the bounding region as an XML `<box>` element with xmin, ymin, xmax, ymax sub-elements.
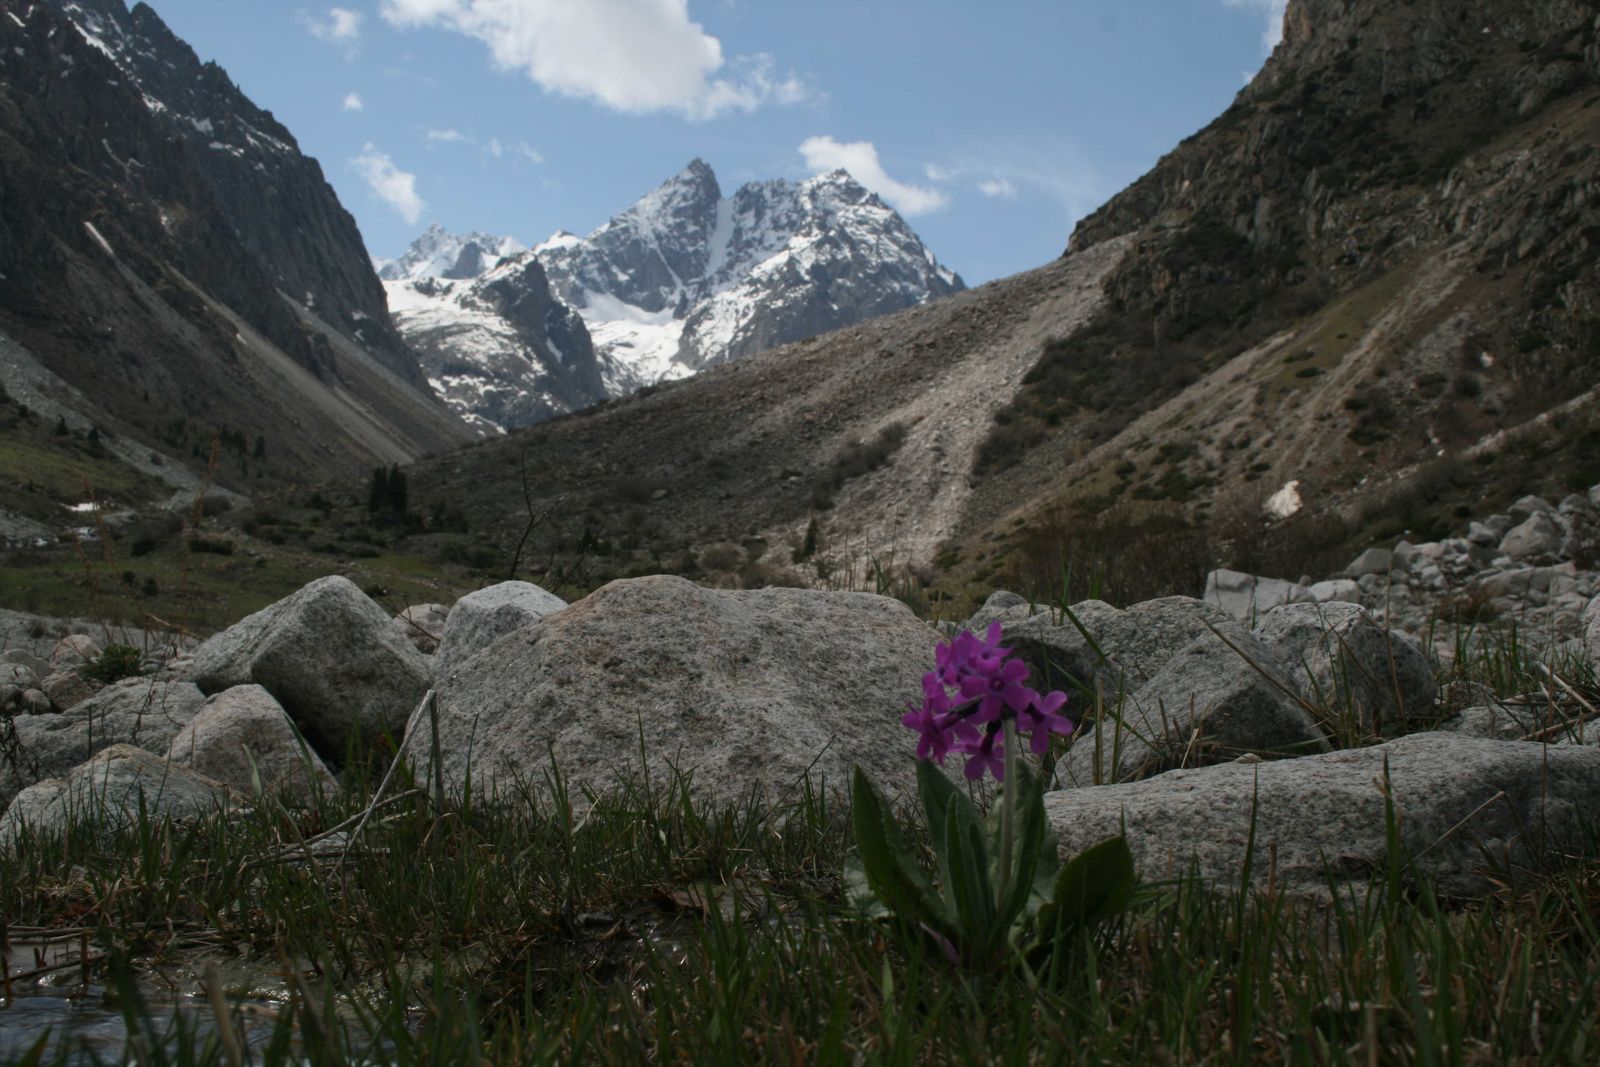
<box><xmin>406</xmin><ymin>574</ymin><xmax>941</xmax><ymax>809</ymax></box>
<box><xmin>1044</xmin><ymin>733</ymin><xmax>1600</xmax><ymax>900</ymax></box>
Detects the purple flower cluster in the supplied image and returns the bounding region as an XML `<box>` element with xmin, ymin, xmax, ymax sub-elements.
<box><xmin>901</xmin><ymin>621</ymin><xmax>1075</xmax><ymax>781</ymax></box>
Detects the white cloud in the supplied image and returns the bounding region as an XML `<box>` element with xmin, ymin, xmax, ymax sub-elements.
<box><xmin>378</xmin><ymin>0</ymin><xmax>811</xmax><ymax>119</ymax></box>
<box><xmin>342</xmin><ymin>91</ymin><xmax>364</xmax><ymax>111</ymax></box>
<box><xmin>425</xmin><ymin>127</ymin><xmax>467</xmax><ymax>142</ymax></box>
<box><xmin>488</xmin><ymin>137</ymin><xmax>503</xmax><ymax>158</ymax></box>
<box><xmin>352</xmin><ymin>144</ymin><xmax>425</xmax><ymax>224</ymax></box>
<box><xmin>303</xmin><ymin>6</ymin><xmax>364</xmax><ymax>42</ymax></box>
<box><xmin>798</xmin><ymin>136</ymin><xmax>948</xmax><ymax>216</ymax></box>
<box><xmin>517</xmin><ymin>142</ymin><xmax>544</xmax><ymax>164</ymax></box>
<box><xmin>923</xmin><ymin>162</ymin><xmax>954</xmax><ymax>183</ymax></box>
<box><xmin>978</xmin><ymin>177</ymin><xmax>1017</xmax><ymax>199</ymax></box>
<box><xmin>1223</xmin><ymin>0</ymin><xmax>1288</xmax><ymax>53</ymax></box>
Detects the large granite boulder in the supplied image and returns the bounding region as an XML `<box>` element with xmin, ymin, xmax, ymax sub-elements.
<box><xmin>0</xmin><ymin>678</ymin><xmax>205</xmax><ymax>811</ymax></box>
<box><xmin>404</xmin><ymin>575</ymin><xmax>941</xmax><ymax>808</ymax></box>
<box><xmin>1044</xmin><ymin>733</ymin><xmax>1600</xmax><ymax>900</ymax></box>
<box><xmin>1204</xmin><ymin>569</ymin><xmax>1314</xmax><ymax>622</ymax></box>
<box><xmin>432</xmin><ymin>581</ymin><xmax>568</xmax><ymax>679</ymax></box>
<box><xmin>1251</xmin><ymin>602</ymin><xmax>1436</xmax><ymax>735</ymax></box>
<box><xmin>189</xmin><ymin>576</ymin><xmax>431</xmax><ymax>759</ymax></box>
<box><xmin>1</xmin><ymin>745</ymin><xmax>232</xmax><ymax>846</ymax></box>
<box><xmin>168</xmin><ymin>685</ymin><xmax>337</xmax><ymax>806</ymax></box>
<box><xmin>1056</xmin><ymin>624</ymin><xmax>1328</xmax><ymax>786</ymax></box>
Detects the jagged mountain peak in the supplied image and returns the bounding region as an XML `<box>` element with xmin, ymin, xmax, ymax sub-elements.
<box><xmin>378</xmin><ymin>225</ymin><xmax>526</xmax><ymax>282</ymax></box>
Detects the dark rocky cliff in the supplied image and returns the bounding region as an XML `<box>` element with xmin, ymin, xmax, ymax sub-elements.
<box><xmin>0</xmin><ymin>1</ymin><xmax>465</xmax><ymax>488</ymax></box>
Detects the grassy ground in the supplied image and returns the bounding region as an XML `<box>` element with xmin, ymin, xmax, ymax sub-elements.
<box><xmin>5</xmin><ymin>611</ymin><xmax>1600</xmax><ymax>1067</ymax></box>
<box><xmin>1</xmin><ymin>756</ymin><xmax>1596</xmax><ymax>1065</ymax></box>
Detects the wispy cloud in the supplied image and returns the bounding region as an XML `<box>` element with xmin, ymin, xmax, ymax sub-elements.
<box><xmin>423</xmin><ymin>128</ymin><xmax>545</xmax><ymax>165</ymax></box>
<box><xmin>1222</xmin><ymin>0</ymin><xmax>1288</xmax><ymax>53</ymax></box>
<box><xmin>798</xmin><ymin>136</ymin><xmax>947</xmax><ymax>216</ymax></box>
<box><xmin>342</xmin><ymin>91</ymin><xmax>364</xmax><ymax>111</ymax></box>
<box><xmin>921</xmin><ymin>154</ymin><xmax>1101</xmax><ymax>221</ymax></box>
<box><xmin>352</xmin><ymin>144</ymin><xmax>424</xmax><ymax>224</ymax></box>
<box><xmin>302</xmin><ymin>6</ymin><xmax>363</xmax><ymax>42</ymax></box>
<box><xmin>378</xmin><ymin>0</ymin><xmax>812</xmax><ymax>120</ymax></box>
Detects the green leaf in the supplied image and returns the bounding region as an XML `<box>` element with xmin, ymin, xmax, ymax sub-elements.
<box><xmin>995</xmin><ymin>763</ymin><xmax>1052</xmax><ymax>934</ymax></box>
<box><xmin>941</xmin><ymin>788</ymin><xmax>998</xmax><ymax>961</ymax></box>
<box><xmin>916</xmin><ymin>758</ymin><xmax>960</xmax><ymax>855</ymax></box>
<box><xmin>1039</xmin><ymin>835</ymin><xmax>1136</xmax><ymax>941</ymax></box>
<box><xmin>850</xmin><ymin>767</ymin><xmax>947</xmax><ymax>932</ymax></box>
<box><xmin>920</xmin><ymin>765</ymin><xmax>982</xmax><ymax>924</ymax></box>
<box><xmin>843</xmin><ymin>852</ymin><xmax>892</xmax><ymax>919</ymax></box>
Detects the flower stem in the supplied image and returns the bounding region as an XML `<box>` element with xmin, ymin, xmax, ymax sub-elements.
<box><xmin>996</xmin><ymin>716</ymin><xmax>1019</xmax><ymax>906</ymax></box>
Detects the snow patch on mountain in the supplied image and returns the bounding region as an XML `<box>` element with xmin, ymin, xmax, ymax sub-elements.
<box><xmin>378</xmin><ymin>223</ymin><xmax>525</xmax><ymax>282</ymax></box>
<box><xmin>382</xmin><ymin>159</ymin><xmax>963</xmax><ymax>430</ymax></box>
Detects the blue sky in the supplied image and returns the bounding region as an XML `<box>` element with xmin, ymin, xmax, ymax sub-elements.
<box><xmin>145</xmin><ymin>1</ymin><xmax>1287</xmax><ymax>286</ymax></box>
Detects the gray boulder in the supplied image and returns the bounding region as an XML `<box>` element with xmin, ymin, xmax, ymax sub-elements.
<box><xmin>168</xmin><ymin>685</ymin><xmax>337</xmax><ymax>806</ymax></box>
<box><xmin>433</xmin><ymin>581</ymin><xmax>568</xmax><ymax>678</ymax></box>
<box><xmin>965</xmin><ymin>590</ymin><xmax>1033</xmax><ymax>632</ymax></box>
<box><xmin>1056</xmin><ymin>624</ymin><xmax>1328</xmax><ymax>787</ymax></box>
<box><xmin>404</xmin><ymin>575</ymin><xmax>941</xmax><ymax>809</ymax></box>
<box><xmin>190</xmin><ymin>576</ymin><xmax>432</xmax><ymax>758</ymax></box>
<box><xmin>1307</xmin><ymin>579</ymin><xmax>1362</xmax><ymax>604</ymax></box>
<box><xmin>0</xmin><ymin>678</ymin><xmax>205</xmax><ymax>811</ymax></box>
<box><xmin>1044</xmin><ymin>733</ymin><xmax>1600</xmax><ymax>900</ymax></box>
<box><xmin>990</xmin><ymin>601</ymin><xmax>1126</xmax><ymax>700</ymax></box>
<box><xmin>1499</xmin><ymin>512</ymin><xmax>1563</xmax><ymax>561</ymax></box>
<box><xmin>1</xmin><ymin>649</ymin><xmax>49</xmax><ymax>679</ymax></box>
<box><xmin>1</xmin><ymin>745</ymin><xmax>232</xmax><ymax>846</ymax></box>
<box><xmin>1436</xmin><ymin>703</ymin><xmax>1550</xmax><ymax>741</ymax></box>
<box><xmin>1582</xmin><ymin>594</ymin><xmax>1600</xmax><ymax>677</ymax></box>
<box><xmin>1508</xmin><ymin>495</ymin><xmax>1555</xmax><ymax>520</ymax></box>
<box><xmin>1251</xmin><ymin>602</ymin><xmax>1435</xmax><ymax>734</ymax></box>
<box><xmin>2</xmin><ymin>661</ymin><xmax>37</xmax><ymax>689</ymax></box>
<box><xmin>39</xmin><ymin>671</ymin><xmax>96</xmax><ymax>711</ymax></box>
<box><xmin>1203</xmin><ymin>569</ymin><xmax>1313</xmax><ymax>622</ymax></box>
<box><xmin>49</xmin><ymin>634</ymin><xmax>101</xmax><ymax>670</ymax></box>
<box><xmin>1345</xmin><ymin>547</ymin><xmax>1393</xmax><ymax>577</ymax></box>
<box><xmin>19</xmin><ymin>689</ymin><xmax>51</xmax><ymax>715</ymax></box>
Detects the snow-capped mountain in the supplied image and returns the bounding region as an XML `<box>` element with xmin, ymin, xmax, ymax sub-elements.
<box><xmin>381</xmin><ymin>160</ymin><xmax>965</xmax><ymax>430</ymax></box>
<box><xmin>385</xmin><ymin>255</ymin><xmax>609</xmax><ymax>435</ymax></box>
<box><xmin>377</xmin><ymin>224</ymin><xmax>526</xmax><ymax>283</ymax></box>
<box><xmin>536</xmin><ymin>159</ymin><xmax>966</xmax><ymax>382</ymax></box>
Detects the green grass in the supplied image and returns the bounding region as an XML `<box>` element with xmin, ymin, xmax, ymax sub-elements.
<box><xmin>2</xmin><ymin>738</ymin><xmax>1598</xmax><ymax>1065</ymax></box>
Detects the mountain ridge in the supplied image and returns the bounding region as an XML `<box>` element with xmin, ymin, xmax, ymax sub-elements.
<box><xmin>383</xmin><ymin>159</ymin><xmax>965</xmax><ymax>431</ymax></box>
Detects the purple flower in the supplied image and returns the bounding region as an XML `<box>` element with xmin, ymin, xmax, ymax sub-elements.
<box><xmin>961</xmin><ymin>724</ymin><xmax>1006</xmax><ymax>781</ymax></box>
<box><xmin>957</xmin><ymin>655</ymin><xmax>1033</xmax><ymax>724</ymax></box>
<box><xmin>1017</xmin><ymin>689</ymin><xmax>1075</xmax><ymax>755</ymax></box>
<box><xmin>903</xmin><ymin>625</ymin><xmax>1075</xmax><ymax>781</ymax></box>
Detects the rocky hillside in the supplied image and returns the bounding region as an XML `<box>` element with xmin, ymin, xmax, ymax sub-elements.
<box><xmin>400</xmin><ymin>0</ymin><xmax>1600</xmax><ymax>609</ymax></box>
<box><xmin>0</xmin><ymin>0</ymin><xmax>466</xmax><ymax>528</ymax></box>
<box><xmin>383</xmin><ymin>160</ymin><xmax>964</xmax><ymax>430</ymax></box>
<box><xmin>962</xmin><ymin>0</ymin><xmax>1600</xmax><ymax>588</ymax></box>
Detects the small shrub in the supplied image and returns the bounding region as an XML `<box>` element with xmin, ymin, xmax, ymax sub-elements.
<box><xmin>84</xmin><ymin>644</ymin><xmax>143</xmax><ymax>684</ymax></box>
